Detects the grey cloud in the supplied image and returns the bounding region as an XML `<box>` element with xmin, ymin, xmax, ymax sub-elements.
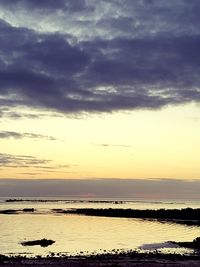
<box><xmin>0</xmin><ymin>1</ymin><xmax>200</xmax><ymax>115</ymax></box>
<box><xmin>0</xmin><ymin>108</ymin><xmax>63</xmax><ymax>120</ymax></box>
<box><xmin>95</xmin><ymin>143</ymin><xmax>131</xmax><ymax>148</ymax></box>
<box><xmin>0</xmin><ymin>131</ymin><xmax>22</xmax><ymax>139</ymax></box>
<box><xmin>0</xmin><ymin>131</ymin><xmax>56</xmax><ymax>140</ymax></box>
<box><xmin>0</xmin><ymin>0</ymin><xmax>88</xmax><ymax>12</ymax></box>
<box><xmin>0</xmin><ymin>153</ymin><xmax>75</xmax><ymax>174</ymax></box>
<box><xmin>0</xmin><ymin>178</ymin><xmax>200</xmax><ymax>199</ymax></box>
<box><xmin>0</xmin><ymin>153</ymin><xmax>51</xmax><ymax>168</ymax></box>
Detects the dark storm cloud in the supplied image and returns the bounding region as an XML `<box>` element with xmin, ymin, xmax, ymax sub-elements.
<box><xmin>0</xmin><ymin>131</ymin><xmax>56</xmax><ymax>140</ymax></box>
<box><xmin>0</xmin><ymin>1</ymin><xmax>200</xmax><ymax>114</ymax></box>
<box><xmin>0</xmin><ymin>0</ymin><xmax>87</xmax><ymax>12</ymax></box>
<box><xmin>0</xmin><ymin>178</ymin><xmax>200</xmax><ymax>199</ymax></box>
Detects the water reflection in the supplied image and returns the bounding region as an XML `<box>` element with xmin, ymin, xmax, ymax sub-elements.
<box><xmin>0</xmin><ymin>213</ymin><xmax>199</xmax><ymax>256</ymax></box>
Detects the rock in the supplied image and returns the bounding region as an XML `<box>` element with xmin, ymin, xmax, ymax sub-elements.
<box><xmin>22</xmin><ymin>208</ymin><xmax>35</xmax><ymax>212</ymax></box>
<box><xmin>21</xmin><ymin>238</ymin><xmax>55</xmax><ymax>247</ymax></box>
<box><xmin>173</xmin><ymin>236</ymin><xmax>200</xmax><ymax>249</ymax></box>
<box><xmin>0</xmin><ymin>209</ymin><xmax>18</xmax><ymax>214</ymax></box>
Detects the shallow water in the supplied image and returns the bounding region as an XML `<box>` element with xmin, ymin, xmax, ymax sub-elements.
<box><xmin>0</xmin><ymin>197</ymin><xmax>200</xmax><ymax>256</ymax></box>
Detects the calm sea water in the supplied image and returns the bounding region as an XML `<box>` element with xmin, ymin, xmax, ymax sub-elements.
<box><xmin>0</xmin><ymin>197</ymin><xmax>200</xmax><ymax>257</ymax></box>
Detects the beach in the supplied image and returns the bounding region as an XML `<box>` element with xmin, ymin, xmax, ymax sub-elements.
<box><xmin>1</xmin><ymin>0</ymin><xmax>200</xmax><ymax>263</ymax></box>
<box><xmin>1</xmin><ymin>198</ymin><xmax>200</xmax><ymax>266</ymax></box>
<box><xmin>1</xmin><ymin>253</ymin><xmax>200</xmax><ymax>267</ymax></box>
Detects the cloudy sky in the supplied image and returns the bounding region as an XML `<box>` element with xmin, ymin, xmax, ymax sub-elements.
<box><xmin>0</xmin><ymin>0</ymin><xmax>200</xmax><ymax>187</ymax></box>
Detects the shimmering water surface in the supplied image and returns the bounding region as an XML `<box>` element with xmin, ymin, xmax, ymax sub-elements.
<box><xmin>0</xmin><ymin>197</ymin><xmax>200</xmax><ymax>256</ymax></box>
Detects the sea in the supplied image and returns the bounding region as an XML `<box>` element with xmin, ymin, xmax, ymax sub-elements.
<box><xmin>0</xmin><ymin>197</ymin><xmax>200</xmax><ymax>257</ymax></box>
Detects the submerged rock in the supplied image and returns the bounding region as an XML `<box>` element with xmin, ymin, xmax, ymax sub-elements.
<box><xmin>0</xmin><ymin>209</ymin><xmax>19</xmax><ymax>214</ymax></box>
<box><xmin>22</xmin><ymin>208</ymin><xmax>35</xmax><ymax>212</ymax></box>
<box><xmin>21</xmin><ymin>238</ymin><xmax>55</xmax><ymax>247</ymax></box>
<box><xmin>0</xmin><ymin>208</ymin><xmax>35</xmax><ymax>214</ymax></box>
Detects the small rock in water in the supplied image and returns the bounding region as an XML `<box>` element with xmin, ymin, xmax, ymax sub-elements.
<box><xmin>21</xmin><ymin>238</ymin><xmax>55</xmax><ymax>247</ymax></box>
<box><xmin>22</xmin><ymin>208</ymin><xmax>35</xmax><ymax>212</ymax></box>
<box><xmin>0</xmin><ymin>209</ymin><xmax>18</xmax><ymax>214</ymax></box>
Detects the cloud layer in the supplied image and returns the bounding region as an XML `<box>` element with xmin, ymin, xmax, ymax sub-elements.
<box><xmin>0</xmin><ymin>153</ymin><xmax>51</xmax><ymax>168</ymax></box>
<box><xmin>0</xmin><ymin>131</ymin><xmax>56</xmax><ymax>140</ymax></box>
<box><xmin>0</xmin><ymin>0</ymin><xmax>200</xmax><ymax>115</ymax></box>
<box><xmin>0</xmin><ymin>178</ymin><xmax>200</xmax><ymax>199</ymax></box>
<box><xmin>0</xmin><ymin>153</ymin><xmax>72</xmax><ymax>175</ymax></box>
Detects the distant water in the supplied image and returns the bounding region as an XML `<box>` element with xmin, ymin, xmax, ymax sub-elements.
<box><xmin>0</xmin><ymin>197</ymin><xmax>200</xmax><ymax>257</ymax></box>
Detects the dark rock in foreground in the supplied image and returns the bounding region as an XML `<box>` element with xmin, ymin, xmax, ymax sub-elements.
<box><xmin>1</xmin><ymin>251</ymin><xmax>200</xmax><ymax>267</ymax></box>
<box><xmin>21</xmin><ymin>238</ymin><xmax>55</xmax><ymax>247</ymax></box>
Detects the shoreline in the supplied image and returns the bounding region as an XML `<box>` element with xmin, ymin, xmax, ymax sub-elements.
<box><xmin>1</xmin><ymin>252</ymin><xmax>200</xmax><ymax>267</ymax></box>
<box><xmin>1</xmin><ymin>205</ymin><xmax>200</xmax><ymax>266</ymax></box>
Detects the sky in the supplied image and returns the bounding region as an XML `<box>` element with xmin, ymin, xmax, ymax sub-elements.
<box><xmin>0</xmin><ymin>0</ymin><xmax>200</xmax><ymax>197</ymax></box>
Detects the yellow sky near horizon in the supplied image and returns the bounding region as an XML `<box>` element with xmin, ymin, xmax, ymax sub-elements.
<box><xmin>1</xmin><ymin>102</ymin><xmax>200</xmax><ymax>180</ymax></box>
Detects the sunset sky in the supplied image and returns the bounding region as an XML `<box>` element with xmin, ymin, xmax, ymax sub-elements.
<box><xmin>0</xmin><ymin>0</ymin><xmax>200</xmax><ymax>182</ymax></box>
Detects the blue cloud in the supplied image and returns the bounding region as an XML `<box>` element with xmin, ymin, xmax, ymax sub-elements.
<box><xmin>0</xmin><ymin>1</ymin><xmax>199</xmax><ymax>114</ymax></box>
